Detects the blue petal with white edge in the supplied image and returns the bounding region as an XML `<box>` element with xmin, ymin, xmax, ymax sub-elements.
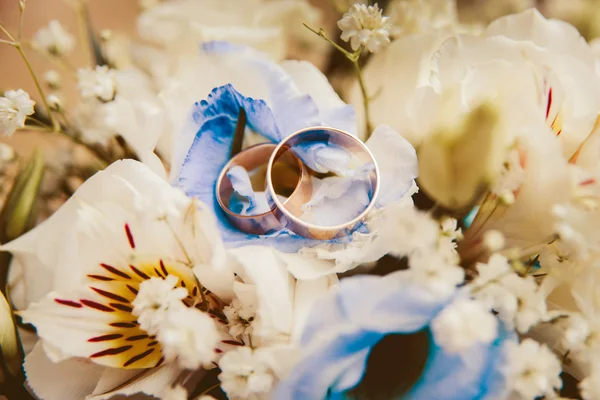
<box><xmin>274</xmin><ymin>273</ymin><xmax>514</xmax><ymax>400</ymax></box>
<box><xmin>177</xmin><ymin>84</ymin><xmax>358</xmax><ymax>252</ymax></box>
<box><xmin>202</xmin><ymin>41</ymin><xmax>322</xmax><ymax>138</ymax></box>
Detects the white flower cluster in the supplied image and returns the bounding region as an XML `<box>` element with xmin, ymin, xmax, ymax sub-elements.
<box><xmin>33</xmin><ymin>20</ymin><xmax>75</xmax><ymax>56</ymax></box>
<box><xmin>471</xmin><ymin>254</ymin><xmax>547</xmax><ymax>333</ymax></box>
<box><xmin>132</xmin><ymin>275</ymin><xmax>220</xmax><ymax>369</ymax></box>
<box><xmin>338</xmin><ymin>3</ymin><xmax>391</xmax><ymax>53</ymax></box>
<box><xmin>0</xmin><ymin>89</ymin><xmax>35</xmax><ymax>136</ymax></box>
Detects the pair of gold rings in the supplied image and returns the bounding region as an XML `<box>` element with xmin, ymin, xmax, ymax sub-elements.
<box><xmin>215</xmin><ymin>127</ymin><xmax>380</xmax><ymax>240</ymax></box>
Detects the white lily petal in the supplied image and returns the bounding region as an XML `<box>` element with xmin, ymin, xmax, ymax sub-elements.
<box><xmin>228</xmin><ymin>246</ymin><xmax>294</xmax><ymax>338</ymax></box>
<box><xmin>89</xmin><ymin>363</ymin><xmax>183</xmax><ymax>400</ymax></box>
<box><xmin>25</xmin><ymin>343</ymin><xmax>106</xmax><ymax>400</ymax></box>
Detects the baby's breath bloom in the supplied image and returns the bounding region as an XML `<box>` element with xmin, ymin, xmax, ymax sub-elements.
<box><xmin>431</xmin><ymin>298</ymin><xmax>498</xmax><ymax>353</ymax></box>
<box><xmin>0</xmin><ymin>89</ymin><xmax>35</xmax><ymax>136</ymax></box>
<box><xmin>219</xmin><ymin>347</ymin><xmax>275</xmax><ymax>400</ymax></box>
<box><xmin>223</xmin><ymin>297</ymin><xmax>255</xmax><ymax>339</ymax></box>
<box><xmin>503</xmin><ymin>339</ymin><xmax>562</xmax><ymax>399</ymax></box>
<box><xmin>338</xmin><ymin>3</ymin><xmax>391</xmax><ymax>53</ymax></box>
<box><xmin>407</xmin><ymin>250</ymin><xmax>465</xmax><ymax>298</ymax></box>
<box><xmin>132</xmin><ymin>275</ymin><xmax>188</xmax><ymax>334</ymax></box>
<box><xmin>162</xmin><ymin>385</ymin><xmax>188</xmax><ymax>400</ymax></box>
<box><xmin>77</xmin><ymin>65</ymin><xmax>116</xmax><ymax>101</ymax></box>
<box><xmin>43</xmin><ymin>70</ymin><xmax>61</xmax><ymax>89</ymax></box>
<box><xmin>33</xmin><ymin>20</ymin><xmax>75</xmax><ymax>56</ymax></box>
<box><xmin>581</xmin><ymin>363</ymin><xmax>600</xmax><ymax>400</ymax></box>
<box><xmin>158</xmin><ymin>306</ymin><xmax>220</xmax><ymax>369</ymax></box>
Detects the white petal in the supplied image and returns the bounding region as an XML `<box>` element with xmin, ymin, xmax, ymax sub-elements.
<box><xmin>25</xmin><ymin>342</ymin><xmax>105</xmax><ymax>400</ymax></box>
<box><xmin>88</xmin><ymin>363</ymin><xmax>183</xmax><ymax>400</ymax></box>
<box><xmin>228</xmin><ymin>246</ymin><xmax>294</xmax><ymax>337</ymax></box>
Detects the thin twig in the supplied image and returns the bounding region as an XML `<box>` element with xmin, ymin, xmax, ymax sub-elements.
<box><xmin>353</xmin><ymin>59</ymin><xmax>373</xmax><ymax>136</ymax></box>
<box><xmin>14</xmin><ymin>44</ymin><xmax>59</xmax><ymax>131</ymax></box>
<box><xmin>0</xmin><ymin>23</ymin><xmax>15</xmax><ymax>42</ymax></box>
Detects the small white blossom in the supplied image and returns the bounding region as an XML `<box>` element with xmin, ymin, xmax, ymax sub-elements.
<box><xmin>33</xmin><ymin>20</ymin><xmax>75</xmax><ymax>56</ymax></box>
<box><xmin>219</xmin><ymin>347</ymin><xmax>275</xmax><ymax>400</ymax></box>
<box><xmin>0</xmin><ymin>143</ymin><xmax>15</xmax><ymax>162</ymax></box>
<box><xmin>471</xmin><ymin>255</ymin><xmax>546</xmax><ymax>333</ymax></box>
<box><xmin>437</xmin><ymin>217</ymin><xmax>462</xmax><ymax>262</ymax></box>
<box><xmin>338</xmin><ymin>3</ymin><xmax>391</xmax><ymax>53</ymax></box>
<box><xmin>0</xmin><ymin>89</ymin><xmax>35</xmax><ymax>136</ymax></box>
<box><xmin>408</xmin><ymin>250</ymin><xmax>465</xmax><ymax>298</ymax></box>
<box><xmin>43</xmin><ymin>70</ymin><xmax>61</xmax><ymax>89</ymax></box>
<box><xmin>473</xmin><ymin>254</ymin><xmax>511</xmax><ymax>286</ymax></box>
<box><xmin>158</xmin><ymin>306</ymin><xmax>220</xmax><ymax>370</ymax></box>
<box><xmin>387</xmin><ymin>206</ymin><xmax>440</xmax><ymax>257</ymax></box>
<box><xmin>47</xmin><ymin>94</ymin><xmax>63</xmax><ymax>112</ymax></box>
<box><xmin>483</xmin><ymin>230</ymin><xmax>505</xmax><ymax>252</ymax></box>
<box><xmin>132</xmin><ymin>275</ymin><xmax>188</xmax><ymax>334</ymax></box>
<box><xmin>431</xmin><ymin>298</ymin><xmax>498</xmax><ymax>353</ymax></box>
<box><xmin>162</xmin><ymin>385</ymin><xmax>188</xmax><ymax>400</ymax></box>
<box><xmin>224</xmin><ymin>297</ymin><xmax>255</xmax><ymax>338</ymax></box>
<box><xmin>503</xmin><ymin>339</ymin><xmax>562</xmax><ymax>399</ymax></box>
<box><xmin>581</xmin><ymin>363</ymin><xmax>600</xmax><ymax>400</ymax></box>
<box><xmin>77</xmin><ymin>66</ymin><xmax>116</xmax><ymax>101</ymax></box>
<box><xmin>491</xmin><ymin>149</ymin><xmax>525</xmax><ymax>199</ymax></box>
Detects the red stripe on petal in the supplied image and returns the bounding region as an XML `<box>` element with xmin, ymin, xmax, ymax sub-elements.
<box><xmin>81</xmin><ymin>300</ymin><xmax>114</xmax><ymax>312</ymax></box>
<box><xmin>55</xmin><ymin>299</ymin><xmax>82</xmax><ymax>308</ymax></box>
<box><xmin>89</xmin><ymin>333</ymin><xmax>123</xmax><ymax>342</ymax></box>
<box><xmin>90</xmin><ymin>345</ymin><xmax>132</xmax><ymax>358</ymax></box>
<box><xmin>124</xmin><ymin>224</ymin><xmax>135</xmax><ymax>249</ymax></box>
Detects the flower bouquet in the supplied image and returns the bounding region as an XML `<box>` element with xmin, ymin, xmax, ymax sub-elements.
<box><xmin>1</xmin><ymin>0</ymin><xmax>600</xmax><ymax>399</ymax></box>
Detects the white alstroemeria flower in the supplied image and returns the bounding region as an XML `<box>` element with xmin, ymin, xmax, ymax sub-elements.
<box><xmin>137</xmin><ymin>0</ymin><xmax>324</xmax><ymax>61</ymax></box>
<box><xmin>338</xmin><ymin>3</ymin><xmax>391</xmax><ymax>53</ymax></box>
<box><xmin>503</xmin><ymin>339</ymin><xmax>562</xmax><ymax>399</ymax></box>
<box><xmin>0</xmin><ymin>89</ymin><xmax>35</xmax><ymax>136</ymax></box>
<box><xmin>77</xmin><ymin>66</ymin><xmax>117</xmax><ymax>102</ymax></box>
<box><xmin>2</xmin><ymin>160</ymin><xmax>231</xmax><ymax>400</ymax></box>
<box><xmin>431</xmin><ymin>297</ymin><xmax>498</xmax><ymax>353</ymax></box>
<box><xmin>33</xmin><ymin>20</ymin><xmax>75</xmax><ymax>56</ymax></box>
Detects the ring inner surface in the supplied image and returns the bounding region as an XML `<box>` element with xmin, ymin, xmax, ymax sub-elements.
<box><xmin>218</xmin><ymin>144</ymin><xmax>303</xmax><ymax>217</ymax></box>
<box><xmin>271</xmin><ymin>128</ymin><xmax>377</xmax><ymax>228</ymax></box>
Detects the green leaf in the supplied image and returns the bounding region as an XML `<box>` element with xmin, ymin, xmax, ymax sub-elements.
<box><xmin>0</xmin><ymin>290</ymin><xmax>21</xmax><ymax>381</ymax></box>
<box><xmin>0</xmin><ymin>148</ymin><xmax>45</xmax><ymax>297</ymax></box>
<box><xmin>0</xmin><ymin>148</ymin><xmax>45</xmax><ymax>244</ymax></box>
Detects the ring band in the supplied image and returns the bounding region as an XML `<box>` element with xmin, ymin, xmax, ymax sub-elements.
<box><xmin>216</xmin><ymin>143</ymin><xmax>311</xmax><ymax>235</ymax></box>
<box><xmin>266</xmin><ymin>127</ymin><xmax>380</xmax><ymax>240</ymax></box>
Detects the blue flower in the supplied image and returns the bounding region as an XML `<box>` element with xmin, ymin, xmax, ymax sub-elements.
<box><xmin>274</xmin><ymin>272</ymin><xmax>515</xmax><ymax>399</ymax></box>
<box><xmin>172</xmin><ymin>42</ymin><xmax>418</xmax><ymax>253</ymax></box>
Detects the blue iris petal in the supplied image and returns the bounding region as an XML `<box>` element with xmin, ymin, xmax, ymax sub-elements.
<box><xmin>177</xmin><ymin>84</ymin><xmax>358</xmax><ymax>252</ymax></box>
<box><xmin>202</xmin><ymin>41</ymin><xmax>322</xmax><ymax>139</ymax></box>
<box><xmin>276</xmin><ymin>274</ymin><xmax>514</xmax><ymax>400</ymax></box>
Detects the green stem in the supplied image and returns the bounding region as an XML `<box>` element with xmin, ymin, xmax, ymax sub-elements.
<box><xmin>0</xmin><ymin>23</ymin><xmax>15</xmax><ymax>42</ymax></box>
<box><xmin>74</xmin><ymin>0</ymin><xmax>93</xmax><ymax>66</ymax></box>
<box><xmin>353</xmin><ymin>59</ymin><xmax>373</xmax><ymax>137</ymax></box>
<box><xmin>303</xmin><ymin>23</ymin><xmax>373</xmax><ymax>136</ymax></box>
<box><xmin>303</xmin><ymin>24</ymin><xmax>357</xmax><ymax>61</ymax></box>
<box><xmin>0</xmin><ymin>39</ymin><xmax>14</xmax><ymax>45</ymax></box>
<box><xmin>14</xmin><ymin>44</ymin><xmax>60</xmax><ymax>131</ymax></box>
<box><xmin>21</xmin><ymin>125</ymin><xmax>109</xmax><ymax>167</ymax></box>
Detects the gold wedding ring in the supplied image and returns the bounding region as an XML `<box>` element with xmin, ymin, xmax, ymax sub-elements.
<box><xmin>215</xmin><ymin>143</ymin><xmax>311</xmax><ymax>235</ymax></box>
<box><xmin>265</xmin><ymin>127</ymin><xmax>380</xmax><ymax>240</ymax></box>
